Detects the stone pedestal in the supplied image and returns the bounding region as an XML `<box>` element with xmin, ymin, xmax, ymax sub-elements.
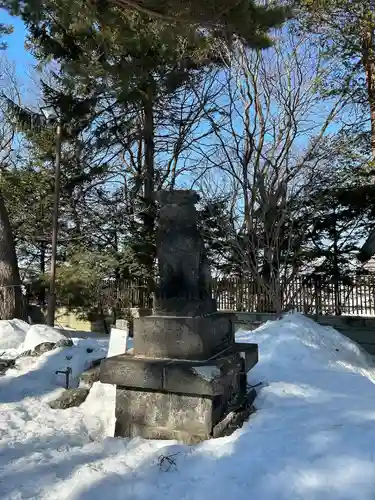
<box><xmin>100</xmin><ymin>341</ymin><xmax>258</xmax><ymax>443</ymax></box>
<box><xmin>133</xmin><ymin>312</ymin><xmax>234</xmax><ymax>360</ymax></box>
<box><xmin>100</xmin><ymin>190</ymin><xmax>259</xmax><ymax>443</ymax></box>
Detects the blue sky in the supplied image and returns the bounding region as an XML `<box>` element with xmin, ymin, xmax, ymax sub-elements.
<box><xmin>0</xmin><ymin>9</ymin><xmax>35</xmax><ymax>81</ymax></box>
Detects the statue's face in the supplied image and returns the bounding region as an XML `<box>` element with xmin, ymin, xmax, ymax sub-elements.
<box><xmin>159</xmin><ymin>203</ymin><xmax>197</xmax><ymax>225</ymax></box>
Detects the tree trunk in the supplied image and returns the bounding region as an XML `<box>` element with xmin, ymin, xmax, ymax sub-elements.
<box><xmin>143</xmin><ymin>87</ymin><xmax>156</xmax><ymax>298</ymax></box>
<box><xmin>361</xmin><ymin>21</ymin><xmax>375</xmax><ymax>160</ymax></box>
<box><xmin>143</xmin><ymin>94</ymin><xmax>155</xmax><ymax>217</ymax></box>
<box><xmin>39</xmin><ymin>240</ymin><xmax>46</xmax><ymax>306</ymax></box>
<box><xmin>113</xmin><ymin>231</ymin><xmax>120</xmax><ymax>325</ymax></box>
<box><xmin>40</xmin><ymin>241</ymin><xmax>46</xmax><ymax>275</ymax></box>
<box><xmin>0</xmin><ymin>190</ymin><xmax>23</xmax><ymax>319</ymax></box>
<box><xmin>262</xmin><ymin>212</ymin><xmax>277</xmax><ymax>313</ymax></box>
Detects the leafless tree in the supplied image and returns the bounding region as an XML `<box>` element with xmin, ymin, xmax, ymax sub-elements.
<box><xmin>196</xmin><ymin>28</ymin><xmax>348</xmax><ymax>313</ymax></box>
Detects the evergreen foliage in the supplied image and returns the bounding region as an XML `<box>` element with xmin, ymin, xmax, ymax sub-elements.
<box><xmin>3</xmin><ymin>0</ymin><xmax>287</xmax><ymax>48</ymax></box>
<box><xmin>298</xmin><ymin>0</ymin><xmax>375</xmax><ymax>161</ymax></box>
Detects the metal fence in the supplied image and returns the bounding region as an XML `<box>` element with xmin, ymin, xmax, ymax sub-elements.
<box><xmin>94</xmin><ymin>274</ymin><xmax>375</xmax><ymax>317</ymax></box>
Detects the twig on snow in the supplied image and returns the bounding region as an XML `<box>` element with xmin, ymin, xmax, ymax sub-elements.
<box><xmin>157</xmin><ymin>452</ymin><xmax>180</xmax><ymax>472</ymax></box>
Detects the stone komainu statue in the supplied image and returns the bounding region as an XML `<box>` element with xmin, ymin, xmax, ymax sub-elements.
<box><xmin>154</xmin><ymin>190</ymin><xmax>212</xmax><ymax>301</ymax></box>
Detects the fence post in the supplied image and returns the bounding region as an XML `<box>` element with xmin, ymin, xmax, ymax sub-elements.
<box><xmin>334</xmin><ymin>276</ymin><xmax>342</xmax><ymax>316</ymax></box>
<box><xmin>314</xmin><ymin>276</ymin><xmax>322</xmax><ymax>321</ymax></box>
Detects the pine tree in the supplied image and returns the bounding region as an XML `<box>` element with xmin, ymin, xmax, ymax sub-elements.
<box><xmin>298</xmin><ymin>0</ymin><xmax>375</xmax><ymax>161</ymax></box>
<box><xmin>4</xmin><ymin>0</ymin><xmax>287</xmax><ymax>48</ymax></box>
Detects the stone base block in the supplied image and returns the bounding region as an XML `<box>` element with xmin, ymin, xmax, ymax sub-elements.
<box><xmin>100</xmin><ymin>342</ymin><xmax>258</xmax><ymax>443</ymax></box>
<box><xmin>100</xmin><ymin>343</ymin><xmax>257</xmax><ymax>395</ymax></box>
<box><xmin>153</xmin><ymin>297</ymin><xmax>217</xmax><ymax>317</ymax></box>
<box><xmin>115</xmin><ymin>390</ymin><xmax>213</xmax><ymax>443</ymax></box>
<box><xmin>133</xmin><ymin>312</ymin><xmax>234</xmax><ymax>359</ymax></box>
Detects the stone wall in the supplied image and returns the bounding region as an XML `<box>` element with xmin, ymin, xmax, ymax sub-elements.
<box><xmin>54</xmin><ymin>308</ymin><xmax>112</xmax><ymax>333</ymax></box>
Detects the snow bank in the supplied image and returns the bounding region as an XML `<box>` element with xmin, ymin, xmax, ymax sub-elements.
<box><xmin>236</xmin><ymin>311</ymin><xmax>372</xmax><ymax>370</ymax></box>
<box><xmin>0</xmin><ymin>318</ymin><xmax>108</xmax><ymax>388</ymax></box>
<box><xmin>22</xmin><ymin>324</ymin><xmax>69</xmax><ymax>352</ymax></box>
<box><xmin>0</xmin><ymin>319</ymin><xmax>29</xmax><ymax>350</ymax></box>
<box><xmin>2</xmin><ymin>313</ymin><xmax>375</xmax><ymax>499</ymax></box>
<box><xmin>2</xmin><ymin>337</ymin><xmax>108</xmax><ymax>393</ymax></box>
<box><xmin>237</xmin><ymin>312</ymin><xmax>375</xmax><ymax>412</ymax></box>
<box><xmin>51</xmin><ymin>338</ymin><xmax>108</xmax><ymax>387</ymax></box>
<box><xmin>0</xmin><ymin>319</ymin><xmax>109</xmax><ymax>361</ymax></box>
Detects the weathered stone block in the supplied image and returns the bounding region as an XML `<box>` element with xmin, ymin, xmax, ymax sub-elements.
<box><xmin>48</xmin><ymin>388</ymin><xmax>90</xmax><ymax>409</ymax></box>
<box><xmin>116</xmin><ymin>423</ymin><xmax>208</xmax><ymax>444</ymax></box>
<box><xmin>231</xmin><ymin>343</ymin><xmax>259</xmax><ymax>372</ymax></box>
<box><xmin>100</xmin><ymin>343</ymin><xmax>258</xmax><ymax>397</ymax></box>
<box><xmin>0</xmin><ymin>359</ymin><xmax>16</xmax><ymax>375</ymax></box>
<box><xmin>134</xmin><ymin>312</ymin><xmax>234</xmax><ymax>359</ymax></box>
<box><xmin>101</xmin><ymin>354</ymin><xmax>164</xmax><ymax>390</ymax></box>
<box><xmin>101</xmin><ymin>354</ymin><xmax>219</xmax><ymax>395</ymax></box>
<box><xmin>32</xmin><ymin>342</ymin><xmax>57</xmax><ymax>356</ymax></box>
<box><xmin>115</xmin><ymin>389</ymin><xmax>213</xmax><ymax>442</ymax></box>
<box><xmin>56</xmin><ymin>338</ymin><xmax>74</xmax><ymax>348</ymax></box>
<box><xmin>79</xmin><ymin>365</ymin><xmax>101</xmax><ymax>388</ymax></box>
<box><xmin>153</xmin><ymin>297</ymin><xmax>217</xmax><ymax>317</ymax></box>
<box><xmin>115</xmin><ymin>319</ymin><xmax>129</xmax><ymax>331</ymax></box>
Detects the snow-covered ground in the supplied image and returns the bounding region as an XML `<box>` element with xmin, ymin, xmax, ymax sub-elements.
<box><xmin>2</xmin><ymin>314</ymin><xmax>375</xmax><ymax>499</ymax></box>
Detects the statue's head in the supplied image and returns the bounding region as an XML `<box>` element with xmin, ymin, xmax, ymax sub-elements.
<box><xmin>155</xmin><ymin>190</ymin><xmax>199</xmax><ymax>228</ymax></box>
<box><xmin>153</xmin><ymin>190</ymin><xmax>200</xmax><ymax>206</ymax></box>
